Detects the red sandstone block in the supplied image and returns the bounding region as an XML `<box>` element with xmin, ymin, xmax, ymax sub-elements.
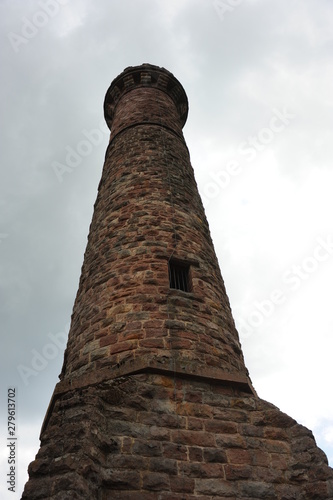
<box><xmin>255</xmin><ymin>465</ymin><xmax>285</xmax><ymax>484</ymax></box>
<box><xmin>230</xmin><ymin>397</ymin><xmax>257</xmax><ymax>411</ymax></box>
<box><xmin>161</xmin><ymin>413</ymin><xmax>187</xmax><ymax>429</ymax></box>
<box><xmin>150</xmin><ymin>425</ymin><xmax>171</xmax><ymax>442</ymax></box>
<box><xmin>118</xmin><ymin>330</ymin><xmax>144</xmax><ymax>342</ymax></box>
<box><xmin>239</xmin><ymin>423</ymin><xmax>264</xmax><ymax>438</ymax></box>
<box><xmin>100</xmin><ymin>316</ymin><xmax>116</xmax><ymax>328</ymax></box>
<box><xmin>149</xmin><ymin>457</ymin><xmax>178</xmax><ymax>475</ymax></box>
<box><xmin>110</xmin><ymin>340</ymin><xmax>138</xmax><ymax>354</ymax></box>
<box><xmin>286</xmin><ymin>467</ymin><xmax>309</xmax><ymax>483</ymax></box>
<box><xmin>153</xmin><ymin>375</ymin><xmax>174</xmax><ymax>388</ymax></box>
<box><xmin>143</xmin><ymin>327</ymin><xmax>166</xmax><ymax>338</ymax></box>
<box><xmin>106</xmin><ymin>408</ymin><xmax>137</xmax><ymax>423</ymax></box>
<box><xmin>275</xmin><ymin>484</ymin><xmax>305</xmax><ymax>499</ymax></box>
<box><xmin>224</xmin><ymin>464</ymin><xmax>252</xmax><ymax>481</ymax></box>
<box><xmin>28</xmin><ymin>458</ymin><xmax>50</xmax><ymax>476</ymax></box>
<box><xmin>184</xmin><ymin>391</ymin><xmax>202</xmax><ymax>404</ymax></box>
<box><xmin>103</xmin><ymin>470</ymin><xmax>140</xmax><ymax>490</ymax></box>
<box><xmin>252</xmin><ymin>409</ymin><xmax>295</xmax><ymax>428</ymax></box>
<box><xmin>170</xmin><ymin>475</ymin><xmax>195</xmax><ymax>493</ymax></box>
<box><xmin>203</xmin><ymin>447</ymin><xmax>227</xmax><ymax>464</ymax></box>
<box><xmin>187</xmin><ymin>417</ymin><xmax>203</xmax><ymax>431</ymax></box>
<box><xmin>289</xmin><ymin>422</ymin><xmax>314</xmax><ymax>438</ymax></box>
<box><xmin>249</xmin><ymin>449</ymin><xmax>271</xmax><ymax>467</ymax></box>
<box><xmin>162</xmin><ymin>442</ymin><xmax>187</xmax><ymax>461</ymax></box>
<box><xmin>309</xmin><ymin>464</ymin><xmax>333</xmax><ymax>482</ymax></box>
<box><xmin>71</xmin><ymin>354</ymin><xmax>89</xmax><ymax>372</ymax></box>
<box><xmin>290</xmin><ymin>435</ymin><xmax>319</xmax><ymax>454</ymax></box>
<box><xmin>178</xmin><ymin>402</ymin><xmax>213</xmax><ymax>419</ymax></box>
<box><xmin>205</xmin><ymin>420</ymin><xmax>238</xmax><ymax>434</ymax></box>
<box><xmin>94</xmin><ymin>327</ymin><xmax>110</xmax><ymax>339</ymax></box>
<box><xmin>213</xmin><ymin>407</ymin><xmax>248</xmax><ymax>423</ymax></box>
<box><xmin>141</xmin><ymin>303</ymin><xmax>160</xmax><ymax>312</ymax></box>
<box><xmin>188</xmin><ymin>446</ymin><xmax>203</xmax><ymax>462</ymax></box>
<box><xmin>100</xmin><ymin>333</ymin><xmax>118</xmax><ymax>347</ymax></box>
<box><xmin>109</xmin><ymin>454</ymin><xmax>149</xmax><ymax>471</ymax></box>
<box><xmin>270</xmin><ymin>453</ymin><xmax>288</xmax><ymax>470</ymax></box>
<box><xmin>204</xmin><ymin>354</ymin><xmax>224</xmax><ymax>368</ymax></box>
<box><xmin>180</xmin><ymin>330</ymin><xmax>200</xmax><ymax>341</ymax></box>
<box><xmin>121</xmin><ymin>321</ymin><xmax>142</xmax><ymax>332</ymax></box>
<box><xmin>195</xmin><ymin>478</ymin><xmax>237</xmax><ymax>496</ymax></box>
<box><xmin>139</xmin><ymin>338</ymin><xmax>165</xmax><ymax>349</ymax></box>
<box><xmin>238</xmin><ymin>481</ymin><xmax>278</xmax><ymax>499</ymax></box>
<box><xmin>126</xmin><ymin>311</ymin><xmax>150</xmax><ymax>321</ymax></box>
<box><xmin>90</xmin><ymin>346</ymin><xmax>109</xmax><ymax>362</ymax></box>
<box><xmin>216</xmin><ymin>434</ymin><xmax>247</xmax><ymax>456</ymax></box>
<box><xmin>165</xmin><ymin>338</ymin><xmax>193</xmax><ymax>350</ymax></box>
<box><xmin>142</xmin><ymin>471</ymin><xmax>170</xmax><ymax>491</ymax></box>
<box><xmin>132</xmin><ymin>439</ymin><xmax>162</xmax><ymax>457</ymax></box>
<box><xmin>95</xmin><ymin>355</ymin><xmax>117</xmax><ymax>371</ymax></box>
<box><xmin>109</xmin><ymin>303</ymin><xmax>133</xmax><ymax>315</ymax></box>
<box><xmin>226</xmin><ymin>448</ymin><xmax>251</xmax><ymax>464</ymax></box>
<box><xmin>259</xmin><ymin>438</ymin><xmax>290</xmax><ymax>454</ymax></box>
<box><xmin>171</xmin><ymin>429</ymin><xmax>215</xmax><ymax>447</ymax></box>
<box><xmin>143</xmin><ymin>319</ymin><xmax>164</xmax><ymax>328</ymax></box>
<box><xmin>180</xmin><ymin>461</ymin><xmax>224</xmax><ymax>479</ymax></box>
<box><xmin>202</xmin><ymin>392</ymin><xmax>230</xmax><ymax>407</ymax></box>
<box><xmin>263</xmin><ymin>426</ymin><xmax>288</xmax><ymax>440</ymax></box>
<box><xmin>165</xmin><ymin>319</ymin><xmax>186</xmax><ymax>330</ymax></box>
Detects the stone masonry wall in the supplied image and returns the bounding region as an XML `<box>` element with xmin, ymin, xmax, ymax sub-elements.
<box><xmin>22</xmin><ymin>65</ymin><xmax>333</xmax><ymax>499</ymax></box>
<box><xmin>23</xmin><ymin>374</ymin><xmax>333</xmax><ymax>499</ymax></box>
<box><xmin>59</xmin><ymin>72</ymin><xmax>251</xmax><ymax>388</ymax></box>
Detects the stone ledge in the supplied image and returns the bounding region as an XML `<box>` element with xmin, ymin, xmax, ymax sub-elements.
<box><xmin>40</xmin><ymin>355</ymin><xmax>256</xmax><ymax>437</ymax></box>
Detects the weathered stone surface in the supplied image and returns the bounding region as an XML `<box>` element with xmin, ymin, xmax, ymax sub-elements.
<box><xmin>50</xmin><ymin>63</ymin><xmax>252</xmax><ymax>392</ymax></box>
<box><xmin>22</xmin><ymin>375</ymin><xmax>333</xmax><ymax>498</ymax></box>
<box><xmin>22</xmin><ymin>64</ymin><xmax>333</xmax><ymax>499</ymax></box>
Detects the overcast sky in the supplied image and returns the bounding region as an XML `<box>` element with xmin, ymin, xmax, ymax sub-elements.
<box><xmin>1</xmin><ymin>0</ymin><xmax>333</xmax><ymax>497</ymax></box>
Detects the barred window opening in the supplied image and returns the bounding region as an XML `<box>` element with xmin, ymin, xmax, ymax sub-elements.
<box><xmin>168</xmin><ymin>260</ymin><xmax>191</xmax><ymax>292</ymax></box>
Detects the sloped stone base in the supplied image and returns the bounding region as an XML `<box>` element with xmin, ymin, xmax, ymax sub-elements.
<box><xmin>22</xmin><ymin>373</ymin><xmax>333</xmax><ymax>499</ymax></box>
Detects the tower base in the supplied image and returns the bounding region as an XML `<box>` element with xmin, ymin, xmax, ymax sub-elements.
<box><xmin>22</xmin><ymin>373</ymin><xmax>333</xmax><ymax>499</ymax></box>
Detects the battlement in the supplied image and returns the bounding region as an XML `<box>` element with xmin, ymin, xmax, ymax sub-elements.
<box><xmin>104</xmin><ymin>63</ymin><xmax>188</xmax><ymax>138</ymax></box>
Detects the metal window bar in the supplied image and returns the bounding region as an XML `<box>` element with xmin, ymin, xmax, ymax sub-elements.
<box><xmin>168</xmin><ymin>261</ymin><xmax>190</xmax><ymax>292</ymax></box>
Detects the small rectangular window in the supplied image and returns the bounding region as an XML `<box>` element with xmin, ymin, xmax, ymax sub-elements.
<box><xmin>168</xmin><ymin>260</ymin><xmax>191</xmax><ymax>292</ymax></box>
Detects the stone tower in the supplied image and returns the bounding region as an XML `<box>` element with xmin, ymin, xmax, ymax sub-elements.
<box><xmin>23</xmin><ymin>64</ymin><xmax>333</xmax><ymax>499</ymax></box>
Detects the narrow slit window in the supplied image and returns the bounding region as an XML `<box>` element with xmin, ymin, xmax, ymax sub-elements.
<box><xmin>168</xmin><ymin>260</ymin><xmax>191</xmax><ymax>292</ymax></box>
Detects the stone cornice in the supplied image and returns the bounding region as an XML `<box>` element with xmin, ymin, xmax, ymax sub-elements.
<box><xmin>104</xmin><ymin>63</ymin><xmax>189</xmax><ymax>131</ymax></box>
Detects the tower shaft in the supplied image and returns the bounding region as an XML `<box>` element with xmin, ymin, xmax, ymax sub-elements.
<box><xmin>54</xmin><ymin>64</ymin><xmax>252</xmax><ymax>398</ymax></box>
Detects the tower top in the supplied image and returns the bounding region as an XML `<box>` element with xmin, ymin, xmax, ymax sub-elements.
<box><xmin>104</xmin><ymin>63</ymin><xmax>189</xmax><ymax>132</ymax></box>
